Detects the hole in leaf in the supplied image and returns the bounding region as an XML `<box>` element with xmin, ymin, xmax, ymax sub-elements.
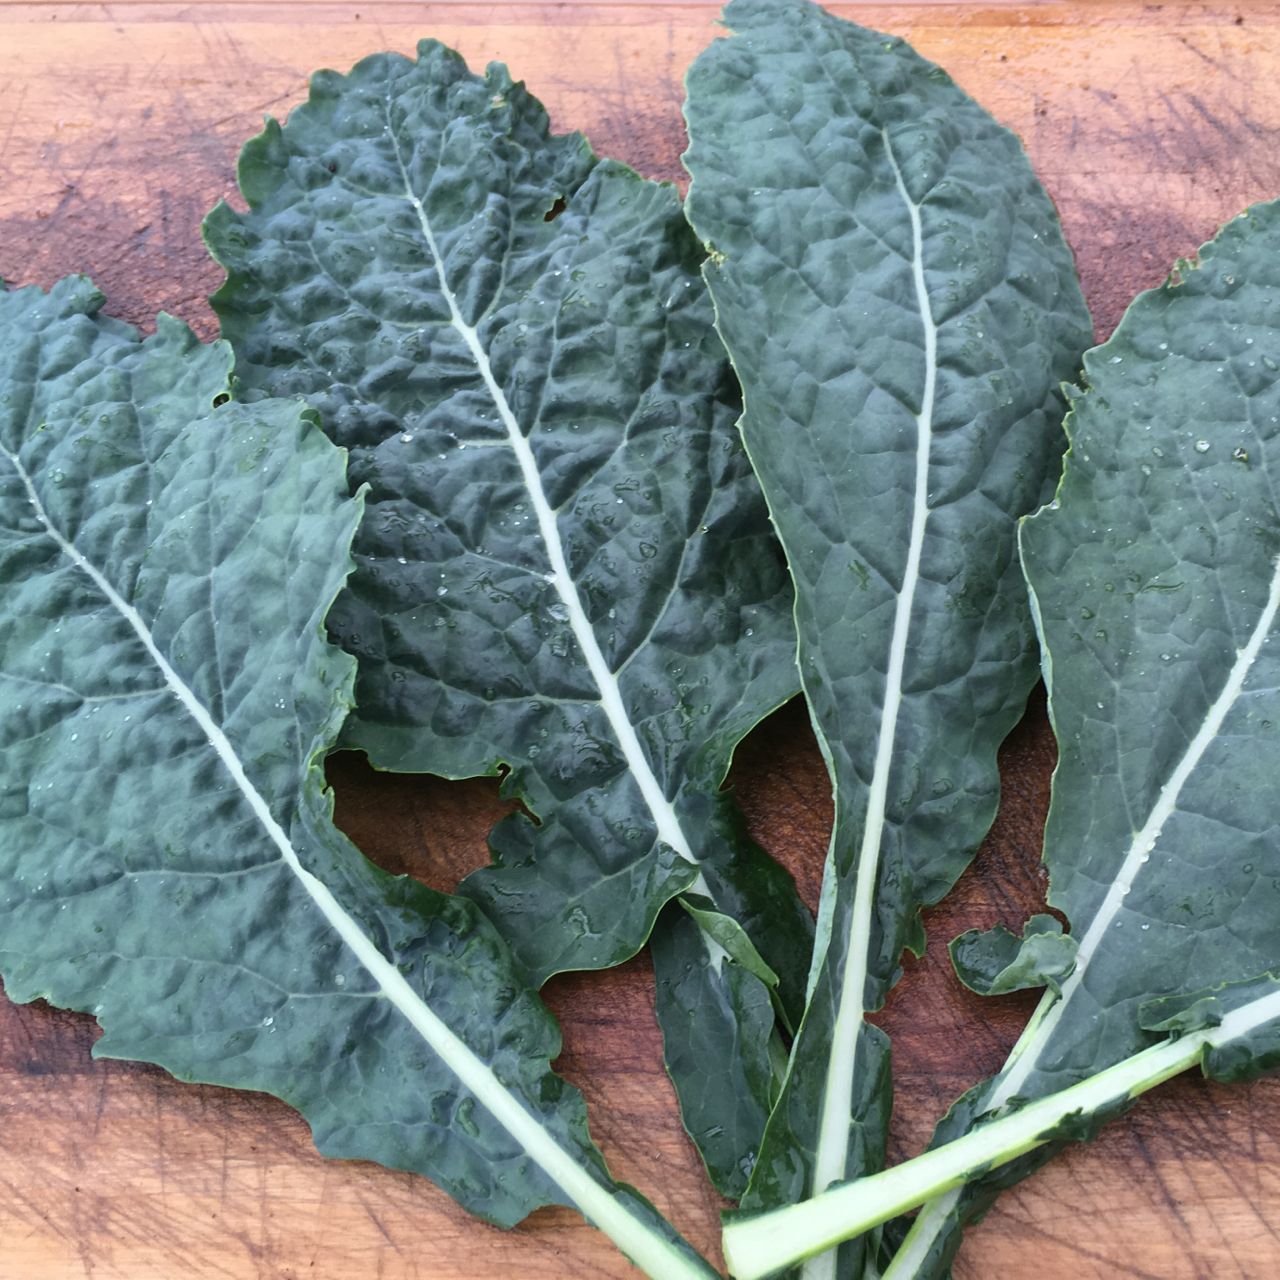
<box><xmin>211</xmin><ymin>393</ymin><xmax>231</xmax><ymax>408</ymax></box>
<box><xmin>543</xmin><ymin>197</ymin><xmax>566</xmax><ymax>223</ymax></box>
<box><xmin>327</xmin><ymin>751</ymin><xmax>519</xmax><ymax>893</ymax></box>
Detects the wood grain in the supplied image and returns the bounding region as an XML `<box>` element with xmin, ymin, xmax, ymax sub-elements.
<box><xmin>3</xmin><ymin>3</ymin><xmax>1280</xmax><ymax>1277</ymax></box>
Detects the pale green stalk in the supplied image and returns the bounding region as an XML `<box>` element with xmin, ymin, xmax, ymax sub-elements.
<box><xmin>721</xmin><ymin>985</ymin><xmax>1280</xmax><ymax>1280</ymax></box>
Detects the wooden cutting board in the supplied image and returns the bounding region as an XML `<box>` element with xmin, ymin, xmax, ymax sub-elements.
<box><xmin>3</xmin><ymin>2</ymin><xmax>1280</xmax><ymax>1276</ymax></box>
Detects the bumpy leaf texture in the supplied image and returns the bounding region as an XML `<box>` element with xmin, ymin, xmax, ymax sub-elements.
<box><xmin>884</xmin><ymin>200</ymin><xmax>1280</xmax><ymax>1278</ymax></box>
<box><xmin>0</xmin><ymin>276</ymin><xmax>714</xmax><ymax>1280</ymax></box>
<box><xmin>682</xmin><ymin>0</ymin><xmax>1090</xmax><ymax>1266</ymax></box>
<box><xmin>203</xmin><ymin>39</ymin><xmax>811</xmax><ymax>1198</ymax></box>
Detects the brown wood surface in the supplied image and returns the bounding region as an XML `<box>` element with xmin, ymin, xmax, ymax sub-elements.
<box><xmin>4</xmin><ymin>2</ymin><xmax>1280</xmax><ymax>1276</ymax></box>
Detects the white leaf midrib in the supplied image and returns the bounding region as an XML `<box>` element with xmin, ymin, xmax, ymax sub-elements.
<box><xmin>883</xmin><ymin>553</ymin><xmax>1280</xmax><ymax>1278</ymax></box>
<box><xmin>802</xmin><ymin>128</ymin><xmax>938</xmax><ymax>1274</ymax></box>
<box><xmin>993</xmin><ymin>553</ymin><xmax>1280</xmax><ymax>1104</ymax></box>
<box><xmin>2</xmin><ymin>442</ymin><xmax>702</xmax><ymax>1280</ymax></box>
<box><xmin>385</xmin><ymin>136</ymin><xmax>709</xmax><ymax>900</ymax></box>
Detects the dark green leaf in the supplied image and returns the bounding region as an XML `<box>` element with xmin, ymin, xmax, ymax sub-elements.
<box><xmin>882</xmin><ymin>199</ymin><xmax>1280</xmax><ymax>1278</ymax></box>
<box><xmin>0</xmin><ymin>276</ymin><xmax>714</xmax><ymax>1280</ymax></box>
<box><xmin>202</xmin><ymin>39</ymin><xmax>811</xmax><ymax>1197</ymax></box>
<box><xmin>682</xmin><ymin>0</ymin><xmax>1090</xmax><ymax>1256</ymax></box>
<box><xmin>950</xmin><ymin>914</ymin><xmax>1077</xmax><ymax>997</ymax></box>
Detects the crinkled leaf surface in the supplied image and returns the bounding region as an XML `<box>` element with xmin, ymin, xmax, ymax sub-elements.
<box><xmin>0</xmin><ymin>276</ymin><xmax>714</xmax><ymax>1280</ymax></box>
<box><xmin>682</xmin><ymin>0</ymin><xmax>1090</xmax><ymax>1259</ymax></box>
<box><xmin>884</xmin><ymin>200</ymin><xmax>1280</xmax><ymax>1279</ymax></box>
<box><xmin>202</xmin><ymin>39</ymin><xmax>811</xmax><ymax>1198</ymax></box>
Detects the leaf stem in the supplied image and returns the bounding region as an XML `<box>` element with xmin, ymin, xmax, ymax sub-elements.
<box><xmin>721</xmin><ymin>985</ymin><xmax>1280</xmax><ymax>1280</ymax></box>
<box><xmin>800</xmin><ymin>128</ymin><xmax>938</xmax><ymax>1280</ymax></box>
<box><xmin>876</xmin><ymin>987</ymin><xmax>1061</xmax><ymax>1280</ymax></box>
